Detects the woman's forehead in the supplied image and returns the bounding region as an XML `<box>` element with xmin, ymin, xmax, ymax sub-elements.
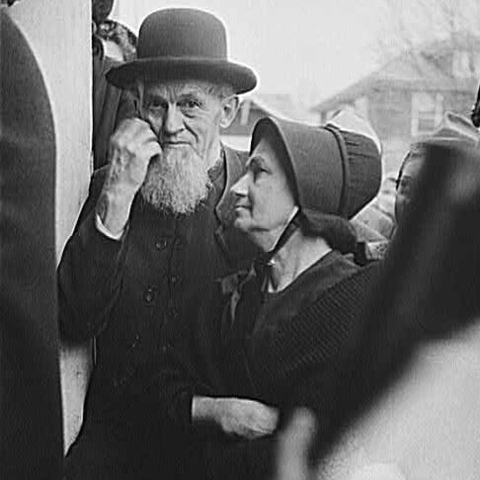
<box><xmin>250</xmin><ymin>136</ymin><xmax>286</xmax><ymax>169</ymax></box>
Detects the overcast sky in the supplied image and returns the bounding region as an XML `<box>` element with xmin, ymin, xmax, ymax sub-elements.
<box><xmin>111</xmin><ymin>0</ymin><xmax>387</xmax><ymax>101</ymax></box>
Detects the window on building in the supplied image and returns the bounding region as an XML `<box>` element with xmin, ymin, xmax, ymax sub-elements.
<box><xmin>411</xmin><ymin>92</ymin><xmax>443</xmax><ymax>136</ymax></box>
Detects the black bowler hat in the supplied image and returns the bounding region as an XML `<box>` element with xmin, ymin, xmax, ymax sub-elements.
<box><xmin>106</xmin><ymin>8</ymin><xmax>257</xmax><ymax>93</ymax></box>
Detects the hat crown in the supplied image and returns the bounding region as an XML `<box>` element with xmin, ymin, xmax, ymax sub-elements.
<box><xmin>106</xmin><ymin>7</ymin><xmax>257</xmax><ymax>94</ymax></box>
<box><xmin>137</xmin><ymin>8</ymin><xmax>227</xmax><ymax>61</ymax></box>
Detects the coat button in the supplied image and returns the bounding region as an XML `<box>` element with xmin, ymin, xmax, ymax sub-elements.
<box><xmin>143</xmin><ymin>287</ymin><xmax>155</xmax><ymax>304</ymax></box>
<box><xmin>155</xmin><ymin>238</ymin><xmax>168</xmax><ymax>251</ymax></box>
<box><xmin>171</xmin><ymin>275</ymin><xmax>179</xmax><ymax>285</ymax></box>
<box><xmin>131</xmin><ymin>334</ymin><xmax>141</xmax><ymax>348</ymax></box>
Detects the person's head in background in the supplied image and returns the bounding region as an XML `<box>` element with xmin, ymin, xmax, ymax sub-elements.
<box><xmin>395</xmin><ymin>111</ymin><xmax>480</xmax><ymax>226</ymax></box>
<box><xmin>394</xmin><ymin>142</ymin><xmax>426</xmax><ymax>226</ymax></box>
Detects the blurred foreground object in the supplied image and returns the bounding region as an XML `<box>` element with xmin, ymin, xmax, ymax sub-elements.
<box><xmin>275</xmin><ymin>140</ymin><xmax>480</xmax><ymax>479</ymax></box>
<box><xmin>329</xmin><ymin>140</ymin><xmax>480</xmax><ymax>478</ymax></box>
<box><xmin>0</xmin><ymin>8</ymin><xmax>63</xmax><ymax>479</ymax></box>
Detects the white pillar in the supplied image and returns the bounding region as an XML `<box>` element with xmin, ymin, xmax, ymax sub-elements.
<box><xmin>9</xmin><ymin>0</ymin><xmax>92</xmax><ymax>451</ymax></box>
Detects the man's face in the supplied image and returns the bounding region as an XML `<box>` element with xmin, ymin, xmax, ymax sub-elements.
<box><xmin>136</xmin><ymin>80</ymin><xmax>235</xmax><ymax>214</ymax></box>
<box><xmin>395</xmin><ymin>156</ymin><xmax>424</xmax><ymax>225</ymax></box>
<box><xmin>139</xmin><ymin>80</ymin><xmax>226</xmax><ymax>163</ymax></box>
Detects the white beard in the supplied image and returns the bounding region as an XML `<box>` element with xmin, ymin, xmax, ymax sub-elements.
<box><xmin>140</xmin><ymin>145</ymin><xmax>212</xmax><ymax>214</ymax></box>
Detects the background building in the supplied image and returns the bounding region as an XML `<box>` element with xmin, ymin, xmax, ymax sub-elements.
<box><xmin>311</xmin><ymin>33</ymin><xmax>480</xmax><ymax>174</ymax></box>
<box><xmin>222</xmin><ymin>93</ymin><xmax>316</xmax><ymax>150</ymax></box>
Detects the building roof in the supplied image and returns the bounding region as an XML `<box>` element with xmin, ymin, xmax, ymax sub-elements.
<box><xmin>311</xmin><ymin>34</ymin><xmax>480</xmax><ymax>113</ymax></box>
<box><xmin>246</xmin><ymin>92</ymin><xmax>317</xmax><ymax>123</ymax></box>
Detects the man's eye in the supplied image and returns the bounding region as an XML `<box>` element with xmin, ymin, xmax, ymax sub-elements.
<box><xmin>179</xmin><ymin>99</ymin><xmax>201</xmax><ymax>110</ymax></box>
<box><xmin>145</xmin><ymin>99</ymin><xmax>165</xmax><ymax>111</ymax></box>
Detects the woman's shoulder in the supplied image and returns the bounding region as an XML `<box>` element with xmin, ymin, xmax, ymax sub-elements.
<box><xmin>306</xmin><ymin>260</ymin><xmax>380</xmax><ymax>317</ymax></box>
<box><xmin>299</xmin><ymin>250</ymin><xmax>360</xmax><ymax>300</ymax></box>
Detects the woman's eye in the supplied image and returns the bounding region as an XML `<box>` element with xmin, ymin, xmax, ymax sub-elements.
<box><xmin>251</xmin><ymin>165</ymin><xmax>265</xmax><ymax>181</ymax></box>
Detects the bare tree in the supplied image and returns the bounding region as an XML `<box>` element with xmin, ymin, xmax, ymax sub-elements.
<box><xmin>375</xmin><ymin>0</ymin><xmax>480</xmax><ymax>65</ymax></box>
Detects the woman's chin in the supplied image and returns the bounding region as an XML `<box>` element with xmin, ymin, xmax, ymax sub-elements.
<box><xmin>233</xmin><ymin>217</ymin><xmax>249</xmax><ymax>232</ymax></box>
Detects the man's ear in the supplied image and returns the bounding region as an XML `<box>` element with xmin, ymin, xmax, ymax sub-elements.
<box><xmin>219</xmin><ymin>95</ymin><xmax>240</xmax><ymax>129</ymax></box>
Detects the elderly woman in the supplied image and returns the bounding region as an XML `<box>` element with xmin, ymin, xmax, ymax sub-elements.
<box><xmin>140</xmin><ymin>111</ymin><xmax>382</xmax><ymax>480</ymax></box>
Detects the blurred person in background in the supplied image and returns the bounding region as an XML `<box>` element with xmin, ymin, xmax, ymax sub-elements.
<box><xmin>356</xmin><ymin>111</ymin><xmax>479</xmax><ymax>264</ymax></box>
<box><xmin>91</xmin><ymin>0</ymin><xmax>136</xmax><ymax>170</ymax></box>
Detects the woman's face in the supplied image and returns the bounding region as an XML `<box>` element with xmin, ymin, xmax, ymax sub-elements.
<box><xmin>231</xmin><ymin>136</ymin><xmax>296</xmax><ymax>250</ymax></box>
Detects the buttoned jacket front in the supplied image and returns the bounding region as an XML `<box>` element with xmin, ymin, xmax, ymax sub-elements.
<box><xmin>58</xmin><ymin>146</ymin><xmax>256</xmax><ymax>419</ymax></box>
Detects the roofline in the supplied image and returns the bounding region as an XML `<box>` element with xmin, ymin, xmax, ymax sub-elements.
<box><xmin>310</xmin><ymin>33</ymin><xmax>480</xmax><ymax>113</ymax></box>
<box><xmin>311</xmin><ymin>77</ymin><xmax>478</xmax><ymax>113</ymax></box>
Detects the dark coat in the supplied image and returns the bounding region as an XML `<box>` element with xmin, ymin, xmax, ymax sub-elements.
<box><xmin>58</xmin><ymin>146</ymin><xmax>256</xmax><ymax>434</ymax></box>
<box><xmin>0</xmin><ymin>10</ymin><xmax>63</xmax><ymax>479</ymax></box>
<box><xmin>150</xmin><ymin>253</ymin><xmax>379</xmax><ymax>480</ymax></box>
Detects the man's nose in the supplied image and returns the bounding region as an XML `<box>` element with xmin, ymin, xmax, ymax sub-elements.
<box><xmin>163</xmin><ymin>106</ymin><xmax>184</xmax><ymax>136</ymax></box>
<box><xmin>231</xmin><ymin>173</ymin><xmax>249</xmax><ymax>197</ymax></box>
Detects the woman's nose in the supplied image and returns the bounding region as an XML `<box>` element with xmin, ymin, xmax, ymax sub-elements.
<box><xmin>231</xmin><ymin>173</ymin><xmax>249</xmax><ymax>197</ymax></box>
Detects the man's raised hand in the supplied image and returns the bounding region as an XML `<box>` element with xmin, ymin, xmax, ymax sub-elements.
<box><xmin>96</xmin><ymin>118</ymin><xmax>161</xmax><ymax>235</ymax></box>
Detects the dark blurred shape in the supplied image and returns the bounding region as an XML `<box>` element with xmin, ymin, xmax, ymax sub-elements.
<box><xmin>0</xmin><ymin>8</ymin><xmax>63</xmax><ymax>479</ymax></box>
<box><xmin>471</xmin><ymin>81</ymin><xmax>480</xmax><ymax>127</ymax></box>
<box><xmin>395</xmin><ymin>112</ymin><xmax>478</xmax><ymax>226</ymax></box>
<box><xmin>92</xmin><ymin>0</ymin><xmax>114</xmax><ymax>25</ymax></box>
<box><xmin>92</xmin><ymin>42</ymin><xmax>136</xmax><ymax>169</ymax></box>
<box><xmin>92</xmin><ymin>6</ymin><xmax>136</xmax><ymax>170</ymax></box>
<box><xmin>314</xmin><ymin>139</ymin><xmax>480</xmax><ymax>459</ymax></box>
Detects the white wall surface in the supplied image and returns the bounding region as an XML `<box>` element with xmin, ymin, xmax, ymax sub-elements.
<box><xmin>8</xmin><ymin>0</ymin><xmax>92</xmax><ymax>451</ymax></box>
<box><xmin>320</xmin><ymin>321</ymin><xmax>480</xmax><ymax>480</ymax></box>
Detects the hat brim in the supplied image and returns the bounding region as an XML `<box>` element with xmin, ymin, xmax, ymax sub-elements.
<box><xmin>106</xmin><ymin>57</ymin><xmax>257</xmax><ymax>94</ymax></box>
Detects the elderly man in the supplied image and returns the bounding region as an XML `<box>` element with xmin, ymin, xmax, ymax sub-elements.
<box><xmin>58</xmin><ymin>8</ymin><xmax>261</xmax><ymax>480</ymax></box>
